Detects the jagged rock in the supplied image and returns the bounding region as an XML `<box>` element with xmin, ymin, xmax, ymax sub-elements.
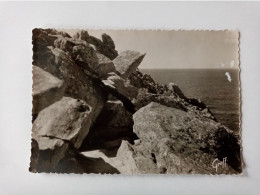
<box><xmin>116</xmin><ymin>102</ymin><xmax>241</xmax><ymax>174</ymax></box>
<box><xmin>102</xmin><ymin>33</ymin><xmax>116</xmax><ymax>49</ymax></box>
<box><xmin>87</xmin><ymin>36</ymin><xmax>118</xmax><ymax>60</ymax></box>
<box><xmin>80</xmin><ymin>100</ymin><xmax>134</xmax><ymax>150</ymax></box>
<box><xmin>101</xmin><ymin>73</ymin><xmax>138</xmax><ymax>113</ymax></box>
<box><xmin>32</xmin><ymin>66</ymin><xmax>65</xmax><ymax>115</ymax></box>
<box><xmin>34</xmin><ymin>46</ymin><xmax>106</xmax><ymax>112</ymax></box>
<box><xmin>54</xmin><ymin>36</ymin><xmax>87</xmax><ymax>54</ymax></box>
<box><xmin>74</xmin><ymin>31</ymin><xmax>118</xmax><ymax>60</ymax></box>
<box><xmin>73</xmin><ymin>30</ymin><xmax>89</xmax><ymax>41</ymax></box>
<box><xmin>95</xmin><ymin>53</ymin><xmax>116</xmax><ymax>76</ymax></box>
<box><xmin>113</xmin><ymin>51</ymin><xmax>146</xmax><ymax>79</ymax></box>
<box><xmin>133</xmin><ymin>89</ymin><xmax>188</xmax><ymax>112</ymax></box>
<box><xmin>72</xmin><ymin>44</ymin><xmax>99</xmax><ymax>71</ymax></box>
<box><xmin>168</xmin><ymin>82</ymin><xmax>186</xmax><ymax>99</ymax></box>
<box><xmin>32</xmin><ymin>97</ymin><xmax>93</xmax><ymax>149</ymax></box>
<box><xmin>102</xmin><ymin>73</ymin><xmax>138</xmax><ymax>101</ymax></box>
<box><xmin>129</xmin><ymin>70</ymin><xmax>166</xmax><ymax>94</ymax></box>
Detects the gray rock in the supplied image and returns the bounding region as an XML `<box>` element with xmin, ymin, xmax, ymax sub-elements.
<box><xmin>30</xmin><ymin>137</ymin><xmax>69</xmax><ymax>172</ymax></box>
<box><xmin>95</xmin><ymin>53</ymin><xmax>116</xmax><ymax>76</ymax></box>
<box><xmin>102</xmin><ymin>33</ymin><xmax>115</xmax><ymax>49</ymax></box>
<box><xmin>102</xmin><ymin>73</ymin><xmax>138</xmax><ymax>102</ymax></box>
<box><xmin>117</xmin><ymin>102</ymin><xmax>241</xmax><ymax>174</ymax></box>
<box><xmin>32</xmin><ymin>97</ymin><xmax>93</xmax><ymax>149</ymax></box>
<box><xmin>32</xmin><ymin>66</ymin><xmax>65</xmax><ymax>115</ymax></box>
<box><xmin>113</xmin><ymin>50</ymin><xmax>146</xmax><ymax>79</ymax></box>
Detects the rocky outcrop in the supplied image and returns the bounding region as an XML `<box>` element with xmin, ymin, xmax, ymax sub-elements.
<box><xmin>116</xmin><ymin>102</ymin><xmax>241</xmax><ymax>174</ymax></box>
<box><xmin>102</xmin><ymin>33</ymin><xmax>116</xmax><ymax>50</ymax></box>
<box><xmin>31</xmin><ymin>28</ymin><xmax>241</xmax><ymax>174</ymax></box>
<box><xmin>114</xmin><ymin>51</ymin><xmax>146</xmax><ymax>79</ymax></box>
<box><xmin>32</xmin><ymin>66</ymin><xmax>65</xmax><ymax>115</ymax></box>
<box><xmin>73</xmin><ymin>30</ymin><xmax>118</xmax><ymax>60</ymax></box>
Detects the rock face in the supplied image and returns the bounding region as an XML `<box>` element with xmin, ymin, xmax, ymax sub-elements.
<box><xmin>95</xmin><ymin>53</ymin><xmax>116</xmax><ymax>76</ymax></box>
<box><xmin>32</xmin><ymin>66</ymin><xmax>65</xmax><ymax>115</ymax></box>
<box><xmin>31</xmin><ymin>28</ymin><xmax>241</xmax><ymax>174</ymax></box>
<box><xmin>30</xmin><ymin>97</ymin><xmax>94</xmax><ymax>172</ymax></box>
<box><xmin>114</xmin><ymin>50</ymin><xmax>146</xmax><ymax>79</ymax></box>
<box><xmin>116</xmin><ymin>102</ymin><xmax>241</xmax><ymax>174</ymax></box>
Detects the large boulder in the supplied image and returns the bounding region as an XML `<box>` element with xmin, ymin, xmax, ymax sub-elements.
<box><xmin>32</xmin><ymin>66</ymin><xmax>65</xmax><ymax>115</ymax></box>
<box><xmin>116</xmin><ymin>102</ymin><xmax>241</xmax><ymax>174</ymax></box>
<box><xmin>31</xmin><ymin>97</ymin><xmax>94</xmax><ymax>172</ymax></box>
<box><xmin>32</xmin><ymin>97</ymin><xmax>93</xmax><ymax>149</ymax></box>
<box><xmin>113</xmin><ymin>50</ymin><xmax>146</xmax><ymax>79</ymax></box>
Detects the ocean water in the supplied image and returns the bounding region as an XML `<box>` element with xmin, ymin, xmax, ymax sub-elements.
<box><xmin>141</xmin><ymin>69</ymin><xmax>240</xmax><ymax>132</ymax></box>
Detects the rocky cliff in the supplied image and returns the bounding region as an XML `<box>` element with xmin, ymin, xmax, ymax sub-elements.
<box><xmin>30</xmin><ymin>29</ymin><xmax>241</xmax><ymax>174</ymax></box>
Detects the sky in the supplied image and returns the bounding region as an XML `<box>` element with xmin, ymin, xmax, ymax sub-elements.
<box><xmin>65</xmin><ymin>29</ymin><xmax>239</xmax><ymax>69</ymax></box>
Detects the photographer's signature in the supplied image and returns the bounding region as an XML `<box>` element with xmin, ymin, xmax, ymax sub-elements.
<box><xmin>212</xmin><ymin>157</ymin><xmax>227</xmax><ymax>172</ymax></box>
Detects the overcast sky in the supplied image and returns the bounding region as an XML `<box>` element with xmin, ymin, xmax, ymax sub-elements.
<box><xmin>65</xmin><ymin>29</ymin><xmax>239</xmax><ymax>69</ymax></box>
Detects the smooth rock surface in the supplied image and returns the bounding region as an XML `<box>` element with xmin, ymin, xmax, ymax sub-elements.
<box><xmin>32</xmin><ymin>66</ymin><xmax>65</xmax><ymax>114</ymax></box>
<box><xmin>32</xmin><ymin>97</ymin><xmax>93</xmax><ymax>149</ymax></box>
<box><xmin>113</xmin><ymin>50</ymin><xmax>146</xmax><ymax>79</ymax></box>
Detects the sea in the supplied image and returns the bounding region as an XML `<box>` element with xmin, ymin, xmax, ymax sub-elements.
<box><xmin>141</xmin><ymin>69</ymin><xmax>240</xmax><ymax>132</ymax></box>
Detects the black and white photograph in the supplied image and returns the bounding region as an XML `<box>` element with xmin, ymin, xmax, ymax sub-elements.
<box><xmin>30</xmin><ymin>29</ymin><xmax>241</xmax><ymax>174</ymax></box>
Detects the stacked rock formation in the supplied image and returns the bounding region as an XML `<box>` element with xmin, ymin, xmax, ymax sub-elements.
<box><xmin>30</xmin><ymin>29</ymin><xmax>241</xmax><ymax>174</ymax></box>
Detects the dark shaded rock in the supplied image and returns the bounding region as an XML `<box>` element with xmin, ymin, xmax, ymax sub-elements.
<box><xmin>116</xmin><ymin>102</ymin><xmax>241</xmax><ymax>174</ymax></box>
<box><xmin>32</xmin><ymin>66</ymin><xmax>65</xmax><ymax>115</ymax></box>
<box><xmin>80</xmin><ymin>100</ymin><xmax>135</xmax><ymax>151</ymax></box>
<box><xmin>72</xmin><ymin>44</ymin><xmax>99</xmax><ymax>71</ymax></box>
<box><xmin>102</xmin><ymin>33</ymin><xmax>116</xmax><ymax>49</ymax></box>
<box><xmin>34</xmin><ymin>46</ymin><xmax>106</xmax><ymax>113</ymax></box>
<box><xmin>54</xmin><ymin>36</ymin><xmax>87</xmax><ymax>54</ymax></box>
<box><xmin>73</xmin><ymin>30</ymin><xmax>89</xmax><ymax>41</ymax></box>
<box><xmin>74</xmin><ymin>31</ymin><xmax>118</xmax><ymax>60</ymax></box>
<box><xmin>168</xmin><ymin>82</ymin><xmax>186</xmax><ymax>99</ymax></box>
<box><xmin>129</xmin><ymin>70</ymin><xmax>159</xmax><ymax>94</ymax></box>
<box><xmin>113</xmin><ymin>51</ymin><xmax>146</xmax><ymax>79</ymax></box>
<box><xmin>133</xmin><ymin>88</ymin><xmax>188</xmax><ymax>112</ymax></box>
<box><xmin>87</xmin><ymin>35</ymin><xmax>118</xmax><ymax>60</ymax></box>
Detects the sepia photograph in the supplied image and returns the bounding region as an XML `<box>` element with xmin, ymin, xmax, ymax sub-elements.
<box><xmin>30</xmin><ymin>29</ymin><xmax>241</xmax><ymax>174</ymax></box>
